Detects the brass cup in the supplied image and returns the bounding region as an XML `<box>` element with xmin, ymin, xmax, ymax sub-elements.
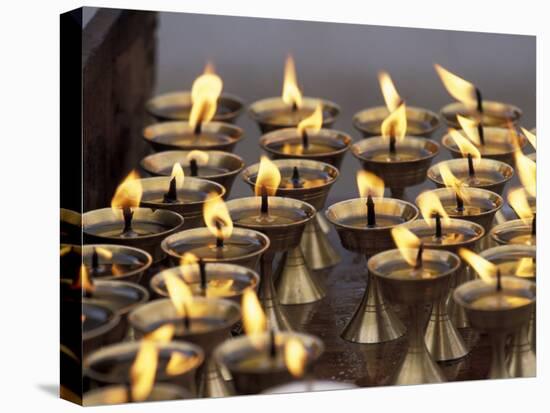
<box><xmin>214</xmin><ymin>331</ymin><xmax>324</xmax><ymax>395</ymax></box>
<box><xmin>353</xmin><ymin>105</ymin><xmax>441</xmax><ymax>138</ymax></box>
<box><xmin>82</xmin><ymin>301</ymin><xmax>123</xmax><ymax>356</ymax></box>
<box><xmin>226</xmin><ymin>196</ymin><xmax>316</xmax><ymax>331</ymax></box>
<box><xmin>259</xmin><ymin>128</ymin><xmax>352</xmax><ymax>169</ymax></box>
<box><xmin>481</xmin><ymin>245</ymin><xmax>536</xmax><ymax>377</ymax></box>
<box><xmin>490</xmin><ymin>219</ymin><xmax>536</xmax><ymax>246</ymax></box>
<box><xmin>428</xmin><ymin>158</ymin><xmax>514</xmax><ymax>196</ymax></box>
<box><xmin>441</xmin><ymin>127</ymin><xmax>527</xmax><ymax>166</ymax></box>
<box><xmin>351</xmin><ymin>136</ymin><xmax>439</xmax><ymax>200</ymax></box>
<box><xmin>83</xmin><ymin>383</ymin><xmax>191</xmax><ymax>406</ymax></box>
<box><xmin>129</xmin><ymin>297</ymin><xmax>241</xmax><ymax>398</ymax></box>
<box><xmin>369</xmin><ymin>248</ymin><xmax>461</xmax><ymax>385</ymax></box>
<box><xmin>146</xmin><ymin>91</ymin><xmax>244</xmax><ymax>123</ymax></box>
<box><xmin>143</xmin><ymin>121</ymin><xmax>244</xmax><ymax>153</ymax></box>
<box><xmin>325</xmin><ymin>197</ymin><xmax>419</xmax><ymax>343</ymax></box>
<box><xmin>140</xmin><ymin>150</ymin><xmax>245</xmax><ymax>197</ymax></box>
<box><xmin>140</xmin><ymin>176</ymin><xmax>225</xmax><ymax>230</ymax></box>
<box><xmin>248</xmin><ymin>96</ymin><xmax>340</xmax><ymax>133</ymax></box>
<box><xmin>241</xmin><ymin>159</ymin><xmax>339</xmax><ymax>303</ymax></box>
<box><xmin>161</xmin><ymin>227</ymin><xmax>270</xmax><ymax>270</ymax></box>
<box><xmin>454</xmin><ymin>277</ymin><xmax>535</xmax><ymax>379</ymax></box>
<box><xmin>81</xmin><ymin>244</ymin><xmax>153</xmax><ymax>284</ymax></box>
<box><xmin>440</xmin><ymin>101</ymin><xmax>522</xmax><ymax>128</ymax></box>
<box><xmin>84</xmin><ymin>340</ymin><xmax>204</xmax><ymax>396</ymax></box>
<box><xmin>83</xmin><ymin>207</ymin><xmax>184</xmax><ymax>263</ymax></box>
<box><xmin>403</xmin><ymin>218</ymin><xmax>485</xmax><ymax>361</ymax></box>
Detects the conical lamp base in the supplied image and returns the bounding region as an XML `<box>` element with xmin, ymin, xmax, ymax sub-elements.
<box><xmin>341</xmin><ymin>273</ymin><xmax>405</xmax><ymax>344</ymax></box>
<box><xmin>276</xmin><ymin>246</ymin><xmax>326</xmax><ymax>304</ymax></box>
<box><xmin>425</xmin><ymin>297</ymin><xmax>469</xmax><ymax>361</ymax></box>
<box><xmin>198</xmin><ymin>359</ymin><xmax>234</xmax><ymax>398</ymax></box>
<box><xmin>301</xmin><ymin>215</ymin><xmax>341</xmax><ymax>270</ymax></box>
<box><xmin>507</xmin><ymin>323</ymin><xmax>536</xmax><ymax>377</ymax></box>
<box><xmin>448</xmin><ymin>288</ymin><xmax>471</xmax><ymax>329</ymax></box>
<box><xmin>260</xmin><ymin>254</ymin><xmax>292</xmax><ymax>332</ymax></box>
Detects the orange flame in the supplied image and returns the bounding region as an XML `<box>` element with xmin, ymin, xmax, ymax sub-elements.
<box><xmin>521</xmin><ymin>127</ymin><xmax>536</xmax><ymax>150</ymax></box>
<box><xmin>391</xmin><ymin>226</ymin><xmax>422</xmax><ymax>267</ymax></box>
<box><xmin>356</xmin><ymin>170</ymin><xmax>384</xmax><ymax>198</ymax></box>
<box><xmin>166</xmin><ymin>353</ymin><xmax>199</xmax><ymax>376</ymax></box>
<box><xmin>514</xmin><ymin>149</ymin><xmax>536</xmax><ymax>197</ymax></box>
<box><xmin>170</xmin><ymin>162</ymin><xmax>185</xmax><ymax>188</ymax></box>
<box><xmin>164</xmin><ymin>272</ymin><xmax>194</xmax><ymax>317</ymax></box>
<box><xmin>145</xmin><ymin>324</ymin><xmax>175</xmax><ymax>342</ymax></box>
<box><xmin>284</xmin><ymin>337</ymin><xmax>307</xmax><ymax>378</ymax></box>
<box><xmin>189</xmin><ymin>64</ymin><xmax>223</xmax><ymax>131</ymax></box>
<box><xmin>434</xmin><ymin>64</ymin><xmax>477</xmax><ymax>110</ymax></box>
<box><xmin>417</xmin><ymin>190</ymin><xmax>451</xmax><ymax>226</ymax></box>
<box><xmin>515</xmin><ymin>257</ymin><xmax>535</xmax><ymax>278</ymax></box>
<box><xmin>203</xmin><ymin>192</ymin><xmax>233</xmax><ymax>241</ymax></box>
<box><xmin>282</xmin><ymin>54</ymin><xmax>302</xmax><ymax>108</ymax></box>
<box><xmin>254</xmin><ymin>156</ymin><xmax>281</xmax><ymax>196</ymax></box>
<box><xmin>241</xmin><ymin>288</ymin><xmax>267</xmax><ymax>336</ymax></box>
<box><xmin>381</xmin><ymin>103</ymin><xmax>407</xmax><ymax>143</ymax></box>
<box><xmin>111</xmin><ymin>170</ymin><xmax>142</xmax><ymax>211</ymax></box>
<box><xmin>507</xmin><ymin>188</ymin><xmax>534</xmax><ymax>223</ymax></box>
<box><xmin>179</xmin><ymin>252</ymin><xmax>199</xmax><ymax>267</ymax></box>
<box><xmin>296</xmin><ymin>104</ymin><xmax>323</xmax><ymax>137</ymax></box>
<box><xmin>75</xmin><ymin>264</ymin><xmax>95</xmax><ymax>293</ymax></box>
<box><xmin>459</xmin><ymin>248</ymin><xmax>497</xmax><ymax>284</ymax></box>
<box><xmin>130</xmin><ymin>339</ymin><xmax>158</xmax><ymax>402</ymax></box>
<box><xmin>448</xmin><ymin>128</ymin><xmax>481</xmax><ymax>159</ymax></box>
<box><xmin>378</xmin><ymin>71</ymin><xmax>402</xmax><ymax>112</ymax></box>
<box><xmin>439</xmin><ymin>163</ymin><xmax>471</xmax><ymax>203</ymax></box>
<box><xmin>456</xmin><ymin>114</ymin><xmax>481</xmax><ymax>145</ymax></box>
<box><xmin>186</xmin><ymin>150</ymin><xmax>209</xmax><ymax>166</ymax></box>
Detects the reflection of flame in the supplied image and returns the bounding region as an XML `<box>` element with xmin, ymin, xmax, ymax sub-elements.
<box><xmin>189</xmin><ymin>64</ymin><xmax>223</xmax><ymax>131</ymax></box>
<box><xmin>439</xmin><ymin>163</ymin><xmax>471</xmax><ymax>203</ymax></box>
<box><xmin>508</xmin><ymin>188</ymin><xmax>533</xmax><ymax>223</ymax></box>
<box><xmin>515</xmin><ymin>257</ymin><xmax>535</xmax><ymax>278</ymax></box>
<box><xmin>170</xmin><ymin>163</ymin><xmax>185</xmax><ymax>188</ymax></box>
<box><xmin>242</xmin><ymin>288</ymin><xmax>266</xmax><ymax>336</ymax></box>
<box><xmin>282</xmin><ymin>54</ymin><xmax>302</xmax><ymax>108</ymax></box>
<box><xmin>448</xmin><ymin>128</ymin><xmax>481</xmax><ymax>159</ymax></box>
<box><xmin>378</xmin><ymin>71</ymin><xmax>402</xmax><ymax>112</ymax></box>
<box><xmin>284</xmin><ymin>337</ymin><xmax>307</xmax><ymax>378</ymax></box>
<box><xmin>254</xmin><ymin>156</ymin><xmax>281</xmax><ymax>196</ymax></box>
<box><xmin>514</xmin><ymin>149</ymin><xmax>536</xmax><ymax>197</ymax></box>
<box><xmin>381</xmin><ymin>103</ymin><xmax>407</xmax><ymax>143</ymax></box>
<box><xmin>130</xmin><ymin>340</ymin><xmax>158</xmax><ymax>402</ymax></box>
<box><xmin>434</xmin><ymin>64</ymin><xmax>477</xmax><ymax>110</ymax></box>
<box><xmin>282</xmin><ymin>143</ymin><xmax>303</xmax><ymax>156</ymax></box>
<box><xmin>75</xmin><ymin>264</ymin><xmax>95</xmax><ymax>293</ymax></box>
<box><xmin>356</xmin><ymin>170</ymin><xmax>384</xmax><ymax>198</ymax></box>
<box><xmin>111</xmin><ymin>170</ymin><xmax>142</xmax><ymax>211</ymax></box>
<box><xmin>205</xmin><ymin>279</ymin><xmax>235</xmax><ymax>298</ymax></box>
<box><xmin>391</xmin><ymin>226</ymin><xmax>421</xmax><ymax>267</ymax></box>
<box><xmin>456</xmin><ymin>115</ymin><xmax>481</xmax><ymax>145</ymax></box>
<box><xmin>459</xmin><ymin>248</ymin><xmax>497</xmax><ymax>284</ymax></box>
<box><xmin>203</xmin><ymin>192</ymin><xmax>233</xmax><ymax>240</ymax></box>
<box><xmin>296</xmin><ymin>104</ymin><xmax>322</xmax><ymax>136</ymax></box>
<box><xmin>186</xmin><ymin>150</ymin><xmax>209</xmax><ymax>165</ymax></box>
<box><xmin>95</xmin><ymin>247</ymin><xmax>113</xmax><ymax>260</ymax></box>
<box><xmin>521</xmin><ymin>127</ymin><xmax>536</xmax><ymax>150</ymax></box>
<box><xmin>417</xmin><ymin>190</ymin><xmax>451</xmax><ymax>226</ymax></box>
<box><xmin>164</xmin><ymin>272</ymin><xmax>193</xmax><ymax>317</ymax></box>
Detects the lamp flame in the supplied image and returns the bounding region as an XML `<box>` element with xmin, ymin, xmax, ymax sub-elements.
<box><xmin>241</xmin><ymin>288</ymin><xmax>267</xmax><ymax>336</ymax></box>
<box><xmin>507</xmin><ymin>188</ymin><xmax>533</xmax><ymax>223</ymax></box>
<box><xmin>521</xmin><ymin>127</ymin><xmax>536</xmax><ymax>150</ymax></box>
<box><xmin>203</xmin><ymin>192</ymin><xmax>233</xmax><ymax>241</ymax></box>
<box><xmin>130</xmin><ymin>340</ymin><xmax>158</xmax><ymax>402</ymax></box>
<box><xmin>179</xmin><ymin>252</ymin><xmax>199</xmax><ymax>267</ymax></box>
<box><xmin>164</xmin><ymin>272</ymin><xmax>194</xmax><ymax>317</ymax></box>
<box><xmin>417</xmin><ymin>190</ymin><xmax>451</xmax><ymax>226</ymax></box>
<box><xmin>514</xmin><ymin>149</ymin><xmax>536</xmax><ymax>197</ymax></box>
<box><xmin>439</xmin><ymin>163</ymin><xmax>471</xmax><ymax>203</ymax></box>
<box><xmin>356</xmin><ymin>170</ymin><xmax>384</xmax><ymax>198</ymax></box>
<box><xmin>456</xmin><ymin>115</ymin><xmax>481</xmax><ymax>145</ymax></box>
<box><xmin>282</xmin><ymin>54</ymin><xmax>302</xmax><ymax>109</ymax></box>
<box><xmin>186</xmin><ymin>150</ymin><xmax>209</xmax><ymax>166</ymax></box>
<box><xmin>434</xmin><ymin>64</ymin><xmax>477</xmax><ymax>110</ymax></box>
<box><xmin>515</xmin><ymin>257</ymin><xmax>535</xmax><ymax>278</ymax></box>
<box><xmin>391</xmin><ymin>226</ymin><xmax>422</xmax><ymax>267</ymax></box>
<box><xmin>448</xmin><ymin>128</ymin><xmax>481</xmax><ymax>159</ymax></box>
<box><xmin>378</xmin><ymin>71</ymin><xmax>402</xmax><ymax>112</ymax></box>
<box><xmin>75</xmin><ymin>264</ymin><xmax>95</xmax><ymax>293</ymax></box>
<box><xmin>189</xmin><ymin>64</ymin><xmax>223</xmax><ymax>131</ymax></box>
<box><xmin>254</xmin><ymin>156</ymin><xmax>281</xmax><ymax>196</ymax></box>
<box><xmin>381</xmin><ymin>103</ymin><xmax>407</xmax><ymax>143</ymax></box>
<box><xmin>111</xmin><ymin>170</ymin><xmax>142</xmax><ymax>211</ymax></box>
<box><xmin>297</xmin><ymin>104</ymin><xmax>323</xmax><ymax>137</ymax></box>
<box><xmin>144</xmin><ymin>324</ymin><xmax>175</xmax><ymax>342</ymax></box>
<box><xmin>459</xmin><ymin>248</ymin><xmax>497</xmax><ymax>284</ymax></box>
<box><xmin>284</xmin><ymin>337</ymin><xmax>307</xmax><ymax>378</ymax></box>
<box><xmin>170</xmin><ymin>163</ymin><xmax>185</xmax><ymax>188</ymax></box>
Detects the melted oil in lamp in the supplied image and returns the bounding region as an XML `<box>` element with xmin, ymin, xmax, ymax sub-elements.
<box><xmin>241</xmin><ymin>157</ymin><xmax>338</xmax><ymax>304</ymax></box>
<box><xmin>480</xmin><ymin>245</ymin><xmax>536</xmax><ymax>377</ymax></box>
<box><xmin>259</xmin><ymin>105</ymin><xmax>352</xmax><ymax>271</ymax></box>
<box><xmin>369</xmin><ymin>227</ymin><xmax>461</xmax><ymax>384</ymax></box>
<box><xmin>491</xmin><ymin>188</ymin><xmax>536</xmax><ymax>246</ymax></box>
<box><xmin>435</xmin><ymin>63</ymin><xmax>522</xmax><ymax>128</ymax></box>
<box><xmin>454</xmin><ymin>249</ymin><xmax>535</xmax><ymax>379</ymax></box>
<box><xmin>138</xmin><ymin>164</ymin><xmax>226</xmax><ymax>229</ymax></box>
<box><xmin>161</xmin><ymin>194</ymin><xmax>270</xmax><ymax>269</ymax></box>
<box><xmin>325</xmin><ymin>171</ymin><xmax>419</xmax><ymax>343</ymax></box>
<box><xmin>353</xmin><ymin>70</ymin><xmax>440</xmax><ymax>138</ymax></box>
<box><xmin>83</xmin><ymin>332</ymin><xmax>193</xmax><ymax>405</ymax></box>
<box><xmin>428</xmin><ymin>136</ymin><xmax>514</xmax><ymax>196</ymax></box>
<box><xmin>351</xmin><ymin>103</ymin><xmax>439</xmax><ymax>200</ymax></box>
<box><xmin>84</xmin><ymin>325</ymin><xmax>205</xmax><ymax>395</ymax></box>
<box><xmin>408</xmin><ymin>193</ymin><xmax>485</xmax><ymax>361</ymax></box>
<box><xmin>151</xmin><ymin>256</ymin><xmax>260</xmax><ymax>304</ymax></box>
<box><xmin>214</xmin><ymin>289</ymin><xmax>323</xmax><ymax>394</ymax></box>
<box><xmin>128</xmin><ymin>276</ymin><xmax>241</xmax><ymax>398</ymax></box>
<box><xmin>249</xmin><ymin>55</ymin><xmax>340</xmax><ymax>133</ymax></box>
<box><xmin>146</xmin><ymin>63</ymin><xmax>244</xmax><ymax>124</ymax></box>
<box><xmin>140</xmin><ymin>150</ymin><xmax>245</xmax><ymax>197</ymax></box>
<box><xmin>143</xmin><ymin>68</ymin><xmax>244</xmax><ymax>153</ymax></box>
<box><xmin>441</xmin><ymin>115</ymin><xmax>527</xmax><ymax>167</ymax></box>
<box><xmin>225</xmin><ymin>162</ymin><xmax>316</xmax><ymax>331</ymax></box>
<box><xmin>83</xmin><ymin>171</ymin><xmax>184</xmax><ymax>262</ymax></box>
